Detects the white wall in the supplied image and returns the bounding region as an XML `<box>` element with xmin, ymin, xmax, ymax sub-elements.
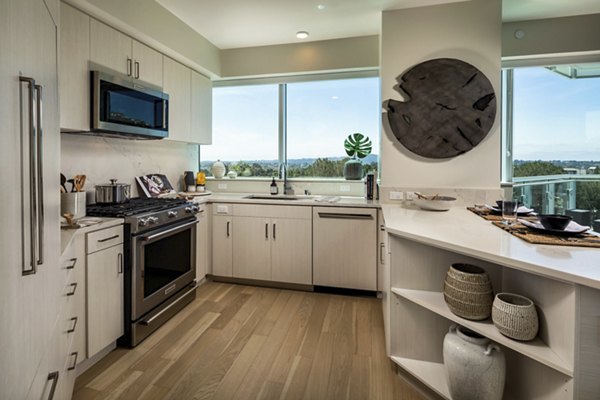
<box><xmin>380</xmin><ymin>0</ymin><xmax>502</xmax><ymax>190</ymax></box>
<box><xmin>61</xmin><ymin>134</ymin><xmax>198</xmax><ymax>200</ymax></box>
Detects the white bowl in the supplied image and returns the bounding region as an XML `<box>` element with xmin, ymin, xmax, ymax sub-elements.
<box><xmin>414</xmin><ymin>196</ymin><xmax>456</xmax><ymax>211</ymax></box>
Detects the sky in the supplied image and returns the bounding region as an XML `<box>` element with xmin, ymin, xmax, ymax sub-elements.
<box><xmin>512</xmin><ymin>66</ymin><xmax>600</xmax><ymax>161</ymax></box>
<box><xmin>202</xmin><ymin>77</ymin><xmax>380</xmax><ymax>163</ymax></box>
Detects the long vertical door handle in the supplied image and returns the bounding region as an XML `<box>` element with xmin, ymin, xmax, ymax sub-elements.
<box><xmin>162</xmin><ymin>100</ymin><xmax>167</xmax><ymax>129</ymax></box>
<box><xmin>379</xmin><ymin>243</ymin><xmax>385</xmax><ymax>264</ymax></box>
<box><xmin>134</xmin><ymin>61</ymin><xmax>140</xmax><ymax>79</ymax></box>
<box><xmin>47</xmin><ymin>371</ymin><xmax>59</xmax><ymax>400</ymax></box>
<box><xmin>20</xmin><ymin>77</ymin><xmax>37</xmax><ymax>276</ymax></box>
<box><xmin>226</xmin><ymin>221</ymin><xmax>230</xmax><ymax>237</ymax></box>
<box><xmin>35</xmin><ymin>84</ymin><xmax>44</xmax><ymax>265</ymax></box>
<box><xmin>265</xmin><ymin>223</ymin><xmax>269</xmax><ymax>239</ymax></box>
<box><xmin>118</xmin><ymin>252</ymin><xmax>123</xmax><ymax>274</ymax></box>
<box><xmin>272</xmin><ymin>223</ymin><xmax>276</xmax><ymax>240</ymax></box>
<box><xmin>127</xmin><ymin>57</ymin><xmax>132</xmax><ymax>76</ymax></box>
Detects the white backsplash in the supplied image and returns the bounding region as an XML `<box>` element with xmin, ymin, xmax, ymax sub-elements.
<box><xmin>379</xmin><ymin>186</ymin><xmax>505</xmax><ymax>206</ymax></box>
<box><xmin>61</xmin><ymin>134</ymin><xmax>198</xmax><ymax>200</ymax></box>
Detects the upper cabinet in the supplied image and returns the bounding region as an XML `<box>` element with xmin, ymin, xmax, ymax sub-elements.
<box><xmin>59</xmin><ymin>7</ymin><xmax>211</xmax><ymax>143</ymax></box>
<box><xmin>60</xmin><ymin>3</ymin><xmax>90</xmax><ymax>132</ymax></box>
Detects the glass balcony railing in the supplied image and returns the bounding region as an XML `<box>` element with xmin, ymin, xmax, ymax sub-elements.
<box><xmin>512</xmin><ymin>174</ymin><xmax>600</xmax><ymax>230</ymax></box>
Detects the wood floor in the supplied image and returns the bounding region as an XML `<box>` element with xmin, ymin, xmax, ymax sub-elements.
<box><xmin>73</xmin><ymin>282</ymin><xmax>427</xmax><ymax>400</ymax></box>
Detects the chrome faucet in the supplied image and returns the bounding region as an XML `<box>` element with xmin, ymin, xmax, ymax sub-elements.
<box><xmin>279</xmin><ymin>163</ymin><xmax>294</xmax><ymax>195</ymax></box>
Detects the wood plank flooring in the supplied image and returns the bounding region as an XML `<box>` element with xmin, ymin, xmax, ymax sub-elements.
<box><xmin>73</xmin><ymin>282</ymin><xmax>427</xmax><ymax>400</ymax></box>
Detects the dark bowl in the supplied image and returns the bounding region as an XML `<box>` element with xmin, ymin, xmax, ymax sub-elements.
<box><xmin>538</xmin><ymin>214</ymin><xmax>572</xmax><ymax>231</ymax></box>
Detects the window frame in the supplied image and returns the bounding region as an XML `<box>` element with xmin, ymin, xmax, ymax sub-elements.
<box><xmin>204</xmin><ymin>70</ymin><xmax>380</xmax><ymax>180</ymax></box>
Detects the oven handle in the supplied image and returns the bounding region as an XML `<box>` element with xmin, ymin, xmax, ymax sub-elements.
<box><xmin>140</xmin><ymin>282</ymin><xmax>199</xmax><ymax>325</ymax></box>
<box><xmin>140</xmin><ymin>219</ymin><xmax>198</xmax><ymax>242</ymax></box>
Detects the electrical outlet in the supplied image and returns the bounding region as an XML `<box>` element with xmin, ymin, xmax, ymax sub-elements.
<box><xmin>405</xmin><ymin>192</ymin><xmax>415</xmax><ymax>201</ymax></box>
<box><xmin>389</xmin><ymin>191</ymin><xmax>403</xmax><ymax>200</ymax></box>
<box><xmin>218</xmin><ymin>183</ymin><xmax>227</xmax><ymax>190</ymax></box>
<box><xmin>340</xmin><ymin>184</ymin><xmax>350</xmax><ymax>192</ymax></box>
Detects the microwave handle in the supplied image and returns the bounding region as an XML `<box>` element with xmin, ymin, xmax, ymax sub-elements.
<box><xmin>162</xmin><ymin>100</ymin><xmax>167</xmax><ymax>129</ymax></box>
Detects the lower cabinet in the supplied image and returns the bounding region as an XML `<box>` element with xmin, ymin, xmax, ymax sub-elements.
<box><xmin>312</xmin><ymin>207</ymin><xmax>377</xmax><ymax>290</ymax></box>
<box><xmin>212</xmin><ymin>212</ymin><xmax>233</xmax><ymax>277</ymax></box>
<box><xmin>86</xmin><ymin>225</ymin><xmax>124</xmax><ymax>358</ymax></box>
<box><xmin>196</xmin><ymin>204</ymin><xmax>209</xmax><ymax>281</ymax></box>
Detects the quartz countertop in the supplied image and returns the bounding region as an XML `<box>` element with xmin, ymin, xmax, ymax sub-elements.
<box><xmin>61</xmin><ymin>217</ymin><xmax>124</xmax><ymax>255</ymax></box>
<box><xmin>381</xmin><ymin>204</ymin><xmax>600</xmax><ymax>289</ymax></box>
<box><xmin>188</xmin><ymin>192</ymin><xmax>380</xmax><ymax>208</ymax></box>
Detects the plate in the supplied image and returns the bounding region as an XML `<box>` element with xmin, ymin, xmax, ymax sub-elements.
<box><xmin>519</xmin><ymin>219</ymin><xmax>590</xmax><ymax>237</ymax></box>
<box><xmin>487</xmin><ymin>205</ymin><xmax>534</xmax><ymax>216</ymax></box>
<box><xmin>414</xmin><ymin>197</ymin><xmax>456</xmax><ymax>211</ymax></box>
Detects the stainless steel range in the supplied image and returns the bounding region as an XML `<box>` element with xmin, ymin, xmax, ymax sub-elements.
<box><xmin>87</xmin><ymin>197</ymin><xmax>200</xmax><ymax>346</ymax></box>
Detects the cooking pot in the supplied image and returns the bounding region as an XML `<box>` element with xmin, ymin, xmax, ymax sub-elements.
<box><xmin>95</xmin><ymin>179</ymin><xmax>130</xmax><ymax>204</ymax></box>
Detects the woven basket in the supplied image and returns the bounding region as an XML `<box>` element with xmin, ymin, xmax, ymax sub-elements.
<box><xmin>444</xmin><ymin>263</ymin><xmax>493</xmax><ymax>320</ymax></box>
<box><xmin>492</xmin><ymin>293</ymin><xmax>539</xmax><ymax>341</ymax></box>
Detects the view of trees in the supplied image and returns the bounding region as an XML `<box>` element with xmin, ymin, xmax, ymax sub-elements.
<box><xmin>513</xmin><ymin>161</ymin><xmax>563</xmax><ymax>177</ymax></box>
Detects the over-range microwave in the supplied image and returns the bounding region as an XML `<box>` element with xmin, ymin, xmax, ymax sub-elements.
<box><xmin>91</xmin><ymin>70</ymin><xmax>169</xmax><ymax>139</ymax></box>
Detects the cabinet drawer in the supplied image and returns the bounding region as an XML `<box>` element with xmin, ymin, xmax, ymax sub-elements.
<box><xmin>234</xmin><ymin>204</ymin><xmax>311</xmax><ymax>219</ymax></box>
<box><xmin>86</xmin><ymin>225</ymin><xmax>123</xmax><ymax>254</ymax></box>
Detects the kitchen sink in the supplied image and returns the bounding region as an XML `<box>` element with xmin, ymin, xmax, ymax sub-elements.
<box><xmin>244</xmin><ymin>194</ymin><xmax>314</xmax><ymax>201</ymax></box>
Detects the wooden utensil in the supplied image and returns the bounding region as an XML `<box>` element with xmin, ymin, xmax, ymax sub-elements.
<box><xmin>73</xmin><ymin>174</ymin><xmax>86</xmax><ymax>192</ymax></box>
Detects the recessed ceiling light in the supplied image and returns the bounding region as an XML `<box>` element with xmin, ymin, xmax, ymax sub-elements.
<box><xmin>296</xmin><ymin>31</ymin><xmax>309</xmax><ymax>39</ymax></box>
<box><xmin>317</xmin><ymin>4</ymin><xmax>325</xmax><ymax>10</ymax></box>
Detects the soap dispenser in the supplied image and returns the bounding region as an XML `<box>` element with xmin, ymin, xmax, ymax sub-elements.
<box><xmin>270</xmin><ymin>178</ymin><xmax>278</xmax><ymax>195</ymax></box>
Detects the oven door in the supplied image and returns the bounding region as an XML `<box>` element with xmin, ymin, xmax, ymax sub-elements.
<box><xmin>131</xmin><ymin>218</ymin><xmax>197</xmax><ymax>321</ymax></box>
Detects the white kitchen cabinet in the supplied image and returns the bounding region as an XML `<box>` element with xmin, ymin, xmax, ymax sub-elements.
<box><xmin>90</xmin><ymin>18</ymin><xmax>163</xmax><ymax>87</ymax></box>
<box><xmin>313</xmin><ymin>207</ymin><xmax>377</xmax><ymax>290</ymax></box>
<box><xmin>59</xmin><ymin>2</ymin><xmax>90</xmax><ymax>132</ymax></box>
<box><xmin>86</xmin><ymin>226</ymin><xmax>124</xmax><ymax>358</ymax></box>
<box><xmin>196</xmin><ymin>204</ymin><xmax>209</xmax><ymax>281</ymax></box>
<box><xmin>191</xmin><ymin>70</ymin><xmax>212</xmax><ymax>144</ymax></box>
<box><xmin>377</xmin><ymin>210</ymin><xmax>391</xmax><ymax>355</ymax></box>
<box><xmin>230</xmin><ymin>204</ymin><xmax>312</xmax><ymax>285</ymax></box>
<box><xmin>212</xmin><ymin>204</ymin><xmax>234</xmax><ymax>277</ymax></box>
<box><xmin>0</xmin><ymin>0</ymin><xmax>61</xmax><ymax>398</ymax></box>
<box><xmin>163</xmin><ymin>56</ymin><xmax>192</xmax><ymax>142</ymax></box>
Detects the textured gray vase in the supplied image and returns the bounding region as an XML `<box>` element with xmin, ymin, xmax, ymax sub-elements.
<box><xmin>443</xmin><ymin>325</ymin><xmax>505</xmax><ymax>400</ymax></box>
<box><xmin>343</xmin><ymin>158</ymin><xmax>363</xmax><ymax>180</ymax></box>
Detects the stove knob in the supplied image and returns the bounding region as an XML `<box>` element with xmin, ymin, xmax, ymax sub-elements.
<box><xmin>191</xmin><ymin>205</ymin><xmax>199</xmax><ymax>213</ymax></box>
<box><xmin>185</xmin><ymin>207</ymin><xmax>193</xmax><ymax>213</ymax></box>
<box><xmin>139</xmin><ymin>218</ymin><xmax>149</xmax><ymax>227</ymax></box>
<box><xmin>167</xmin><ymin>210</ymin><xmax>178</xmax><ymax>218</ymax></box>
<box><xmin>149</xmin><ymin>216</ymin><xmax>159</xmax><ymax>224</ymax></box>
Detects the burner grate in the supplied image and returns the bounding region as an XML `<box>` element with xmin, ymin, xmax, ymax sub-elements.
<box><xmin>86</xmin><ymin>197</ymin><xmax>187</xmax><ymax>217</ymax></box>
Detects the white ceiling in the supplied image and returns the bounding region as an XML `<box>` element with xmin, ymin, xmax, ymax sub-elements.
<box><xmin>156</xmin><ymin>0</ymin><xmax>600</xmax><ymax>49</ymax></box>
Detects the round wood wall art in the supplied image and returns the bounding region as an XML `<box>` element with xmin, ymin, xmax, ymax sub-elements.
<box><xmin>385</xmin><ymin>58</ymin><xmax>496</xmax><ymax>159</ymax></box>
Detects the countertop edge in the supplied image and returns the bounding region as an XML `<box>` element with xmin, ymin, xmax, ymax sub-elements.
<box><xmin>61</xmin><ymin>217</ymin><xmax>124</xmax><ymax>256</ymax></box>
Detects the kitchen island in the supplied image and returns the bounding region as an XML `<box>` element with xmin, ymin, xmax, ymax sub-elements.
<box><xmin>380</xmin><ymin>204</ymin><xmax>600</xmax><ymax>400</ymax></box>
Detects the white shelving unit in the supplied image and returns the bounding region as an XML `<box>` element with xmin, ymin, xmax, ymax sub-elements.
<box><xmin>386</xmin><ymin>234</ymin><xmax>600</xmax><ymax>400</ymax></box>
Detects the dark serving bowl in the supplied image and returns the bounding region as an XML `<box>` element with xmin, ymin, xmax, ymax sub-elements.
<box><xmin>538</xmin><ymin>214</ymin><xmax>572</xmax><ymax>231</ymax></box>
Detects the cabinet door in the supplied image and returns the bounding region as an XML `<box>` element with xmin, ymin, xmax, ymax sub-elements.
<box><xmin>90</xmin><ymin>19</ymin><xmax>132</xmax><ymax>76</ymax></box>
<box><xmin>87</xmin><ymin>244</ymin><xmax>124</xmax><ymax>358</ymax></box>
<box><xmin>271</xmin><ymin>218</ymin><xmax>312</xmax><ymax>285</ymax></box>
<box><xmin>0</xmin><ymin>0</ymin><xmax>60</xmax><ymax>397</ymax></box>
<box><xmin>232</xmin><ymin>216</ymin><xmax>271</xmax><ymax>281</ymax></box>
<box><xmin>59</xmin><ymin>3</ymin><xmax>90</xmax><ymax>131</ymax></box>
<box><xmin>132</xmin><ymin>40</ymin><xmax>163</xmax><ymax>87</ymax></box>
<box><xmin>72</xmin><ymin>234</ymin><xmax>87</xmax><ymax>364</ymax></box>
<box><xmin>313</xmin><ymin>208</ymin><xmax>377</xmax><ymax>290</ymax></box>
<box><xmin>163</xmin><ymin>57</ymin><xmax>191</xmax><ymax>142</ymax></box>
<box><xmin>196</xmin><ymin>207</ymin><xmax>209</xmax><ymax>281</ymax></box>
<box><xmin>191</xmin><ymin>70</ymin><xmax>212</xmax><ymax>144</ymax></box>
<box><xmin>212</xmin><ymin>215</ymin><xmax>233</xmax><ymax>277</ymax></box>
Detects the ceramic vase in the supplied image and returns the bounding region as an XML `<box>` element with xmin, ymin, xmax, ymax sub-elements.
<box><xmin>211</xmin><ymin>160</ymin><xmax>226</xmax><ymax>179</ymax></box>
<box><xmin>443</xmin><ymin>325</ymin><xmax>506</xmax><ymax>400</ymax></box>
<box><xmin>343</xmin><ymin>157</ymin><xmax>363</xmax><ymax>180</ymax></box>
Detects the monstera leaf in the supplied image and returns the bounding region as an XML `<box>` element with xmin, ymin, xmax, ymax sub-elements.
<box><xmin>344</xmin><ymin>133</ymin><xmax>372</xmax><ymax>159</ymax></box>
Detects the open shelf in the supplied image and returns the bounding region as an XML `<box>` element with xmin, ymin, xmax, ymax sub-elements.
<box><xmin>391</xmin><ymin>287</ymin><xmax>574</xmax><ymax>377</ymax></box>
<box><xmin>391</xmin><ymin>356</ymin><xmax>450</xmax><ymax>399</ymax></box>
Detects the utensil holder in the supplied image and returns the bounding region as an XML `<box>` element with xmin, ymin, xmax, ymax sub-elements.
<box><xmin>61</xmin><ymin>192</ymin><xmax>86</xmax><ymax>219</ymax></box>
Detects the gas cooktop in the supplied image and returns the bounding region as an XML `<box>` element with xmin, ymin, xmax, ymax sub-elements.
<box><xmin>86</xmin><ymin>197</ymin><xmax>188</xmax><ymax>217</ymax></box>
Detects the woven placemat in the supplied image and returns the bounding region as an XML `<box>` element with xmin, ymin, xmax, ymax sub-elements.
<box><xmin>492</xmin><ymin>221</ymin><xmax>600</xmax><ymax>248</ymax></box>
<box><xmin>466</xmin><ymin>206</ymin><xmax>537</xmax><ymax>222</ymax></box>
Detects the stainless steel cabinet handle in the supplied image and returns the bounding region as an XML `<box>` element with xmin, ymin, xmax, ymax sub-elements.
<box><xmin>66</xmin><ymin>283</ymin><xmax>77</xmax><ymax>296</ymax></box>
<box><xmin>47</xmin><ymin>371</ymin><xmax>59</xmax><ymax>400</ymax></box>
<box><xmin>20</xmin><ymin>77</ymin><xmax>37</xmax><ymax>276</ymax></box>
<box><xmin>273</xmin><ymin>223</ymin><xmax>276</xmax><ymax>240</ymax></box>
<box><xmin>67</xmin><ymin>317</ymin><xmax>78</xmax><ymax>333</ymax></box>
<box><xmin>65</xmin><ymin>257</ymin><xmax>77</xmax><ymax>270</ymax></box>
<box><xmin>226</xmin><ymin>221</ymin><xmax>230</xmax><ymax>237</ymax></box>
<box><xmin>317</xmin><ymin>212</ymin><xmax>373</xmax><ymax>220</ymax></box>
<box><xmin>127</xmin><ymin>57</ymin><xmax>132</xmax><ymax>76</ymax></box>
<box><xmin>118</xmin><ymin>253</ymin><xmax>123</xmax><ymax>274</ymax></box>
<box><xmin>134</xmin><ymin>61</ymin><xmax>140</xmax><ymax>79</ymax></box>
<box><xmin>67</xmin><ymin>352</ymin><xmax>78</xmax><ymax>371</ymax></box>
<box><xmin>35</xmin><ymin>84</ymin><xmax>44</xmax><ymax>266</ymax></box>
<box><xmin>265</xmin><ymin>223</ymin><xmax>269</xmax><ymax>239</ymax></box>
<box><xmin>380</xmin><ymin>243</ymin><xmax>385</xmax><ymax>264</ymax></box>
<box><xmin>98</xmin><ymin>234</ymin><xmax>119</xmax><ymax>243</ymax></box>
<box><xmin>162</xmin><ymin>100</ymin><xmax>167</xmax><ymax>129</ymax></box>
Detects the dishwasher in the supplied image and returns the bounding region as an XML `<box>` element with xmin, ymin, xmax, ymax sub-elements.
<box><xmin>312</xmin><ymin>207</ymin><xmax>377</xmax><ymax>291</ymax></box>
